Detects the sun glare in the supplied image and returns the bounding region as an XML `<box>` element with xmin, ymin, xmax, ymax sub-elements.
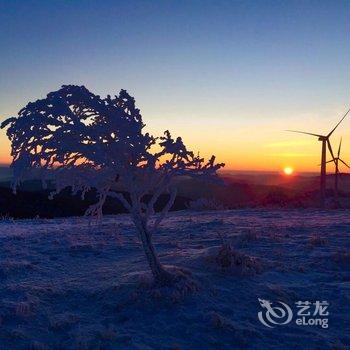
<box><xmin>283</xmin><ymin>166</ymin><xmax>294</xmax><ymax>175</ymax></box>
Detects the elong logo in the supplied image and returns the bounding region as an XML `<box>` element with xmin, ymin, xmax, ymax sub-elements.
<box><xmin>258</xmin><ymin>298</ymin><xmax>293</xmax><ymax>328</ymax></box>
<box><xmin>257</xmin><ymin>299</ymin><xmax>329</xmax><ymax>329</ymax></box>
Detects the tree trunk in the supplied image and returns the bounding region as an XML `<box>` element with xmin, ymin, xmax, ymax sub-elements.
<box><xmin>134</xmin><ymin>217</ymin><xmax>172</xmax><ymax>283</ymax></box>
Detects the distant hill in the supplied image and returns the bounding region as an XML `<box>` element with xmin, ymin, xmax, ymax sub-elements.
<box><xmin>1</xmin><ymin>170</ymin><xmax>350</xmax><ymax>218</ymax></box>
<box><xmin>0</xmin><ymin>186</ymin><xmax>190</xmax><ymax>219</ymax></box>
<box><xmin>0</xmin><ymin>166</ymin><xmax>12</xmax><ymax>182</ymax></box>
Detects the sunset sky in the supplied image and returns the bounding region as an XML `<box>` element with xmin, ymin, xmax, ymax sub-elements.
<box><xmin>1</xmin><ymin>0</ymin><xmax>350</xmax><ymax>172</ymax></box>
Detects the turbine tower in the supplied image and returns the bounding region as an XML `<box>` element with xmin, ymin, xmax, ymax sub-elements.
<box><xmin>326</xmin><ymin>137</ymin><xmax>350</xmax><ymax>199</ymax></box>
<box><xmin>287</xmin><ymin>108</ymin><xmax>350</xmax><ymax>208</ymax></box>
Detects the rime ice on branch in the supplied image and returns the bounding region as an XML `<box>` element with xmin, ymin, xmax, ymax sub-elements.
<box><xmin>1</xmin><ymin>85</ymin><xmax>225</xmax><ymax>282</ymax></box>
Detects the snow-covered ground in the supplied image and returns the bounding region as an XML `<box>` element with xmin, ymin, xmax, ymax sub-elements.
<box><xmin>0</xmin><ymin>209</ymin><xmax>349</xmax><ymax>349</ymax></box>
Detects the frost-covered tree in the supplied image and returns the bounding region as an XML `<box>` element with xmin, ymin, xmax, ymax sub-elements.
<box><xmin>1</xmin><ymin>85</ymin><xmax>224</xmax><ymax>283</ymax></box>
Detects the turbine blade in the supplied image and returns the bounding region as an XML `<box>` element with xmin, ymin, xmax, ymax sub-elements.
<box><xmin>339</xmin><ymin>158</ymin><xmax>350</xmax><ymax>169</ymax></box>
<box><xmin>327</xmin><ymin>139</ymin><xmax>336</xmax><ymax>161</ymax></box>
<box><xmin>327</xmin><ymin>108</ymin><xmax>350</xmax><ymax>137</ymax></box>
<box><xmin>285</xmin><ymin>130</ymin><xmax>323</xmax><ymax>137</ymax></box>
<box><xmin>318</xmin><ymin>160</ymin><xmax>336</xmax><ymax>166</ymax></box>
<box><xmin>338</xmin><ymin>137</ymin><xmax>342</xmax><ymax>157</ymax></box>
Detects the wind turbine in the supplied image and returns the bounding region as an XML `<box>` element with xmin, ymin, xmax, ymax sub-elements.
<box><xmin>325</xmin><ymin>137</ymin><xmax>350</xmax><ymax>199</ymax></box>
<box><xmin>286</xmin><ymin>108</ymin><xmax>350</xmax><ymax>207</ymax></box>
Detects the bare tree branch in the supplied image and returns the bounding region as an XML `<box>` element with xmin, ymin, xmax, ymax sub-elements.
<box><xmin>107</xmin><ymin>191</ymin><xmax>132</xmax><ymax>212</ymax></box>
<box><xmin>152</xmin><ymin>187</ymin><xmax>178</xmax><ymax>233</ymax></box>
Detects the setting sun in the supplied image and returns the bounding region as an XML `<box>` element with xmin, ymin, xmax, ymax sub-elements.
<box><xmin>283</xmin><ymin>166</ymin><xmax>294</xmax><ymax>175</ymax></box>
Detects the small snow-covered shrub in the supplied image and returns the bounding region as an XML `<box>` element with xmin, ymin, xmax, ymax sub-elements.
<box><xmin>331</xmin><ymin>341</ymin><xmax>349</xmax><ymax>350</ymax></box>
<box><xmin>122</xmin><ymin>266</ymin><xmax>199</xmax><ymax>304</ymax></box>
<box><xmin>10</xmin><ymin>326</ymin><xmax>27</xmax><ymax>340</ymax></box>
<box><xmin>209</xmin><ymin>311</ymin><xmax>233</xmax><ymax>329</ymax></box>
<box><xmin>187</xmin><ymin>198</ymin><xmax>226</xmax><ymax>211</ymax></box>
<box><xmin>331</xmin><ymin>251</ymin><xmax>350</xmax><ymax>265</ymax></box>
<box><xmin>208</xmin><ymin>311</ymin><xmax>258</xmax><ymax>345</ymax></box>
<box><xmin>204</xmin><ymin>245</ymin><xmax>261</xmax><ymax>275</ymax></box>
<box><xmin>2</xmin><ymin>85</ymin><xmax>225</xmax><ymax>284</ymax></box>
<box><xmin>29</xmin><ymin>340</ymin><xmax>49</xmax><ymax>350</ymax></box>
<box><xmin>216</xmin><ymin>245</ymin><xmax>259</xmax><ymax>274</ymax></box>
<box><xmin>48</xmin><ymin>313</ymin><xmax>80</xmax><ymax>331</ymax></box>
<box><xmin>309</xmin><ymin>234</ymin><xmax>328</xmax><ymax>246</ymax></box>
<box><xmin>266</xmin><ymin>284</ymin><xmax>297</xmax><ymax>303</ymax></box>
<box><xmin>68</xmin><ymin>240</ymin><xmax>99</xmax><ymax>254</ymax></box>
<box><xmin>99</xmin><ymin>325</ymin><xmax>118</xmax><ymax>341</ymax></box>
<box><xmin>74</xmin><ymin>333</ymin><xmax>90</xmax><ymax>350</ymax></box>
<box><xmin>0</xmin><ymin>259</ymin><xmax>33</xmax><ymax>276</ymax></box>
<box><xmin>0</xmin><ymin>213</ymin><xmax>15</xmax><ymax>222</ymax></box>
<box><xmin>15</xmin><ymin>301</ymin><xmax>32</xmax><ymax>317</ymax></box>
<box><xmin>239</xmin><ymin>229</ymin><xmax>259</xmax><ymax>242</ymax></box>
<box><xmin>216</xmin><ymin>229</ymin><xmax>229</xmax><ymax>247</ymax></box>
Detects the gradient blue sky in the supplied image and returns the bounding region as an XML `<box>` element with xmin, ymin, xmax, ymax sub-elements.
<box><xmin>1</xmin><ymin>0</ymin><xmax>350</xmax><ymax>171</ymax></box>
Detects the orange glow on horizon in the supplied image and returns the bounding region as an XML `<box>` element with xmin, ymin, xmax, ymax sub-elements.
<box><xmin>2</xmin><ymin>109</ymin><xmax>350</xmax><ymax>173</ymax></box>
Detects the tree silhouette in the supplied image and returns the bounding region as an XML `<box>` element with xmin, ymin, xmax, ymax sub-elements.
<box><xmin>2</xmin><ymin>85</ymin><xmax>224</xmax><ymax>283</ymax></box>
